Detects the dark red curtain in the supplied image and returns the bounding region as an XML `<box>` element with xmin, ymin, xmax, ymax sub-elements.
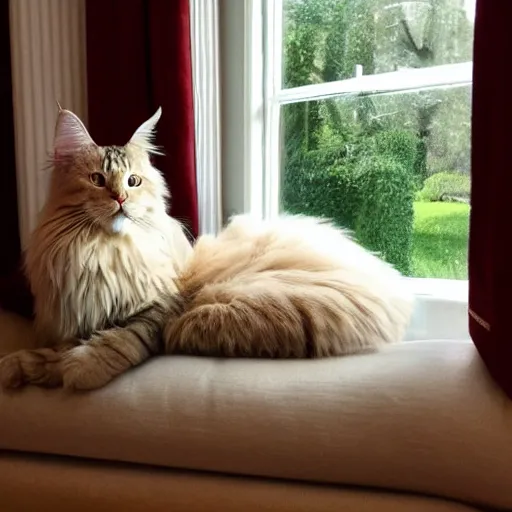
<box><xmin>85</xmin><ymin>0</ymin><xmax>198</xmax><ymax>237</ymax></box>
<box><xmin>0</xmin><ymin>1</ymin><xmax>33</xmax><ymax>318</ymax></box>
<box><xmin>0</xmin><ymin>1</ymin><xmax>21</xmax><ymax>276</ymax></box>
<box><xmin>469</xmin><ymin>1</ymin><xmax>512</xmax><ymax>399</ymax></box>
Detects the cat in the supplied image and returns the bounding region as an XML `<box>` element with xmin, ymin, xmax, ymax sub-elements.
<box><xmin>0</xmin><ymin>106</ymin><xmax>413</xmax><ymax>391</ymax></box>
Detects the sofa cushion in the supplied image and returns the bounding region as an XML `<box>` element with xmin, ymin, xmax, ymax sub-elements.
<box><xmin>0</xmin><ymin>314</ymin><xmax>511</xmax><ymax>509</ymax></box>
<box><xmin>0</xmin><ymin>310</ymin><xmax>36</xmax><ymax>352</ymax></box>
<box><xmin>0</xmin><ymin>266</ymin><xmax>34</xmax><ymax>319</ymax></box>
<box><xmin>0</xmin><ymin>452</ymin><xmax>481</xmax><ymax>512</ymax></box>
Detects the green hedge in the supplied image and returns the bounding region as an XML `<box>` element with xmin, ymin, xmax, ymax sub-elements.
<box><xmin>282</xmin><ymin>147</ymin><xmax>360</xmax><ymax>229</ymax></box>
<box><xmin>354</xmin><ymin>155</ymin><xmax>414</xmax><ymax>274</ymax></box>
<box><xmin>417</xmin><ymin>172</ymin><xmax>471</xmax><ymax>202</ymax></box>
<box><xmin>282</xmin><ymin>130</ymin><xmax>417</xmax><ymax>274</ymax></box>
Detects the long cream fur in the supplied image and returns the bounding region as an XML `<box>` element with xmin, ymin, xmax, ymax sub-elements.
<box><xmin>0</xmin><ymin>107</ymin><xmax>413</xmax><ymax>391</ymax></box>
<box><xmin>164</xmin><ymin>215</ymin><xmax>413</xmax><ymax>357</ymax></box>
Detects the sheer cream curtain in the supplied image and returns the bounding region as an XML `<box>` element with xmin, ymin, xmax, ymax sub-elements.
<box><xmin>0</xmin><ymin>0</ymin><xmax>87</xmax><ymax>317</ymax></box>
<box><xmin>9</xmin><ymin>0</ymin><xmax>88</xmax><ymax>249</ymax></box>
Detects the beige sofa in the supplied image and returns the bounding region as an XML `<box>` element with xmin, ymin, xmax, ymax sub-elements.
<box><xmin>0</xmin><ymin>310</ymin><xmax>510</xmax><ymax>511</ymax></box>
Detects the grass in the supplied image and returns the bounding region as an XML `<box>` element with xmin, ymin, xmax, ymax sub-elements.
<box><xmin>412</xmin><ymin>201</ymin><xmax>470</xmax><ymax>280</ymax></box>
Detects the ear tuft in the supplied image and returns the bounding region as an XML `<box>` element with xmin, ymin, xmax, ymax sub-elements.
<box><xmin>128</xmin><ymin>107</ymin><xmax>163</xmax><ymax>155</ymax></box>
<box><xmin>54</xmin><ymin>107</ymin><xmax>95</xmax><ymax>157</ymax></box>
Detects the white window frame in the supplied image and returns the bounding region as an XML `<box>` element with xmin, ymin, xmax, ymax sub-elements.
<box><xmin>219</xmin><ymin>0</ymin><xmax>471</xmax><ymax>308</ymax></box>
<box><xmin>189</xmin><ymin>0</ymin><xmax>222</xmax><ymax>235</ymax></box>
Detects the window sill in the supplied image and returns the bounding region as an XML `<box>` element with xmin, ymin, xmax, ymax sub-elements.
<box><xmin>406</xmin><ymin>277</ymin><xmax>468</xmax><ymax>303</ymax></box>
<box><xmin>404</xmin><ymin>278</ymin><xmax>469</xmax><ymax>342</ymax></box>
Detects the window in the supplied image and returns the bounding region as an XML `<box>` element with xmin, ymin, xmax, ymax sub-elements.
<box><xmin>263</xmin><ymin>0</ymin><xmax>475</xmax><ymax>282</ymax></box>
<box><xmin>220</xmin><ymin>0</ymin><xmax>474</xmax><ymax>299</ymax></box>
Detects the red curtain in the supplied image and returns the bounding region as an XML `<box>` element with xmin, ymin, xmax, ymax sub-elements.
<box><xmin>85</xmin><ymin>0</ymin><xmax>198</xmax><ymax>237</ymax></box>
<box><xmin>469</xmin><ymin>1</ymin><xmax>512</xmax><ymax>399</ymax></box>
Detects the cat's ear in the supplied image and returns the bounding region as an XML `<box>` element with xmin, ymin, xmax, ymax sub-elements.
<box><xmin>128</xmin><ymin>107</ymin><xmax>163</xmax><ymax>155</ymax></box>
<box><xmin>54</xmin><ymin>105</ymin><xmax>96</xmax><ymax>157</ymax></box>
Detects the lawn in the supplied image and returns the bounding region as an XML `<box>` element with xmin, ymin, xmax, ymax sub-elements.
<box><xmin>412</xmin><ymin>201</ymin><xmax>470</xmax><ymax>280</ymax></box>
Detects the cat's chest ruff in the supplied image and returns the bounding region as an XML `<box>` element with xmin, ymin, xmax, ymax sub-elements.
<box><xmin>38</xmin><ymin>229</ymin><xmax>177</xmax><ymax>341</ymax></box>
<box><xmin>54</xmin><ymin>230</ymin><xmax>176</xmax><ymax>317</ymax></box>
<box><xmin>74</xmin><ymin>232</ymin><xmax>172</xmax><ymax>284</ymax></box>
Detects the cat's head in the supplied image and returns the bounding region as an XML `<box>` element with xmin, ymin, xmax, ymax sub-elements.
<box><xmin>49</xmin><ymin>106</ymin><xmax>169</xmax><ymax>235</ymax></box>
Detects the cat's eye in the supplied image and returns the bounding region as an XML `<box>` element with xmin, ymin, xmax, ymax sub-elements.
<box><xmin>127</xmin><ymin>174</ymin><xmax>142</xmax><ymax>187</ymax></box>
<box><xmin>90</xmin><ymin>173</ymin><xmax>106</xmax><ymax>187</ymax></box>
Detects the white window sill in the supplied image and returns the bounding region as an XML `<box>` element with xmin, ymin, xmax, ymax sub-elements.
<box><xmin>406</xmin><ymin>277</ymin><xmax>468</xmax><ymax>303</ymax></box>
<box><xmin>404</xmin><ymin>278</ymin><xmax>469</xmax><ymax>342</ymax></box>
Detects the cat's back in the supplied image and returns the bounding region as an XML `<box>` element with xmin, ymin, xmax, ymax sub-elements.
<box><xmin>184</xmin><ymin>214</ymin><xmax>404</xmax><ymax>285</ymax></box>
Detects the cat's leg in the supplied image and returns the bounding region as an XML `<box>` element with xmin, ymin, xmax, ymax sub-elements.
<box><xmin>60</xmin><ymin>300</ymin><xmax>168</xmax><ymax>391</ymax></box>
<box><xmin>0</xmin><ymin>342</ymin><xmax>77</xmax><ymax>389</ymax></box>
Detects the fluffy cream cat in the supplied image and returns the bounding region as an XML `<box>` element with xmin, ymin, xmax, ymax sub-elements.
<box><xmin>0</xmin><ymin>107</ymin><xmax>413</xmax><ymax>391</ymax></box>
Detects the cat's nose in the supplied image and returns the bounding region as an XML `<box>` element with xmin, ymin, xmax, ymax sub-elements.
<box><xmin>111</xmin><ymin>194</ymin><xmax>126</xmax><ymax>205</ymax></box>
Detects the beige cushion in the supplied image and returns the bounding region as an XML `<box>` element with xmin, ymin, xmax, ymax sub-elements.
<box><xmin>0</xmin><ymin>310</ymin><xmax>36</xmax><ymax>352</ymax></box>
<box><xmin>0</xmin><ymin>312</ymin><xmax>511</xmax><ymax>509</ymax></box>
<box><xmin>0</xmin><ymin>452</ymin><xmax>480</xmax><ymax>512</ymax></box>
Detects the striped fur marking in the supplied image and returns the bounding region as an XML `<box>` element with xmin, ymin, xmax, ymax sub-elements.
<box><xmin>101</xmin><ymin>146</ymin><xmax>130</xmax><ymax>173</ymax></box>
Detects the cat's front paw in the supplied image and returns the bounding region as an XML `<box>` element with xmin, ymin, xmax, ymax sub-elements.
<box><xmin>0</xmin><ymin>352</ymin><xmax>24</xmax><ymax>388</ymax></box>
<box><xmin>0</xmin><ymin>348</ymin><xmax>63</xmax><ymax>389</ymax></box>
<box><xmin>61</xmin><ymin>344</ymin><xmax>118</xmax><ymax>391</ymax></box>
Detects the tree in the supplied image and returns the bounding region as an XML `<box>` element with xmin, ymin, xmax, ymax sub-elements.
<box><xmin>283</xmin><ymin>0</ymin><xmax>473</xmax><ymax>174</ymax></box>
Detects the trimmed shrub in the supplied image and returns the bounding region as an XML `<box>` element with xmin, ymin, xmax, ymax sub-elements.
<box><xmin>281</xmin><ymin>130</ymin><xmax>417</xmax><ymax>274</ymax></box>
<box><xmin>370</xmin><ymin>130</ymin><xmax>418</xmax><ymax>172</ymax></box>
<box><xmin>282</xmin><ymin>147</ymin><xmax>361</xmax><ymax>229</ymax></box>
<box><xmin>417</xmin><ymin>172</ymin><xmax>471</xmax><ymax>202</ymax></box>
<box><xmin>355</xmin><ymin>155</ymin><xmax>415</xmax><ymax>274</ymax></box>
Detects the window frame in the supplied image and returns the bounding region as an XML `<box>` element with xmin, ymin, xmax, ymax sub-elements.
<box><xmin>219</xmin><ymin>0</ymin><xmax>471</xmax><ymax>301</ymax></box>
<box><xmin>190</xmin><ymin>0</ymin><xmax>223</xmax><ymax>235</ymax></box>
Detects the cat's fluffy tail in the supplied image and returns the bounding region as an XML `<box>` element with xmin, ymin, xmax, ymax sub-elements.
<box><xmin>163</xmin><ymin>215</ymin><xmax>414</xmax><ymax>358</ymax></box>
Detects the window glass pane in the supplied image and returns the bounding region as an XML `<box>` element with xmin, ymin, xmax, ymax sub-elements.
<box><xmin>280</xmin><ymin>85</ymin><xmax>471</xmax><ymax>279</ymax></box>
<box><xmin>282</xmin><ymin>0</ymin><xmax>476</xmax><ymax>88</ymax></box>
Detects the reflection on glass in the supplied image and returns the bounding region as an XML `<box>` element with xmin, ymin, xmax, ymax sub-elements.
<box><xmin>280</xmin><ymin>86</ymin><xmax>471</xmax><ymax>279</ymax></box>
<box><xmin>282</xmin><ymin>0</ymin><xmax>476</xmax><ymax>88</ymax></box>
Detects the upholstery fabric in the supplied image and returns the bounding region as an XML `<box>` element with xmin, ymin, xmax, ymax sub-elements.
<box><xmin>0</xmin><ymin>311</ymin><xmax>35</xmax><ymax>352</ymax></box>
<box><xmin>0</xmin><ymin>326</ymin><xmax>510</xmax><ymax>509</ymax></box>
<box><xmin>0</xmin><ymin>452</ymin><xmax>480</xmax><ymax>512</ymax></box>
<box><xmin>0</xmin><ymin>266</ymin><xmax>33</xmax><ymax>320</ymax></box>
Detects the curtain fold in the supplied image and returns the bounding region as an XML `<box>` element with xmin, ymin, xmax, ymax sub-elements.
<box><xmin>85</xmin><ymin>0</ymin><xmax>198</xmax><ymax>237</ymax></box>
<box><xmin>0</xmin><ymin>1</ymin><xmax>21</xmax><ymax>277</ymax></box>
<box><xmin>0</xmin><ymin>1</ymin><xmax>33</xmax><ymax>318</ymax></box>
<box><xmin>469</xmin><ymin>0</ymin><xmax>512</xmax><ymax>399</ymax></box>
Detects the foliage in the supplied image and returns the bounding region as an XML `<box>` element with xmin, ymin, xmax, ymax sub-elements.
<box><xmin>283</xmin><ymin>129</ymin><xmax>417</xmax><ymax>274</ymax></box>
<box><xmin>366</xmin><ymin>130</ymin><xmax>418</xmax><ymax>177</ymax></box>
<box><xmin>355</xmin><ymin>155</ymin><xmax>415</xmax><ymax>274</ymax></box>
<box><xmin>282</xmin><ymin>147</ymin><xmax>360</xmax><ymax>229</ymax></box>
<box><xmin>281</xmin><ymin>0</ymin><xmax>474</xmax><ymax>276</ymax></box>
<box><xmin>417</xmin><ymin>172</ymin><xmax>471</xmax><ymax>202</ymax></box>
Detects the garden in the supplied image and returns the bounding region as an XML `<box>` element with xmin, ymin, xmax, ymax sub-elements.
<box><xmin>280</xmin><ymin>0</ymin><xmax>473</xmax><ymax>280</ymax></box>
